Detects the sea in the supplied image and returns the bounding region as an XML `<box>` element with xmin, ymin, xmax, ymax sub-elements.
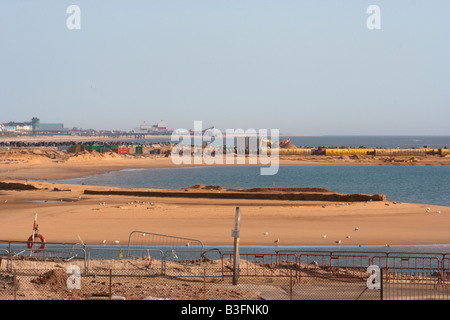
<box><xmin>138</xmin><ymin>134</ymin><xmax>450</xmax><ymax>149</ymax></box>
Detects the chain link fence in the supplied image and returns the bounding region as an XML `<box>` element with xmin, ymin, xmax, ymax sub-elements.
<box><xmin>1</xmin><ymin>242</ymin><xmax>449</xmax><ymax>300</ymax></box>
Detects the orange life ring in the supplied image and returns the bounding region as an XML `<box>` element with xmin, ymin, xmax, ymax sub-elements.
<box><xmin>27</xmin><ymin>233</ymin><xmax>46</xmax><ymax>253</ymax></box>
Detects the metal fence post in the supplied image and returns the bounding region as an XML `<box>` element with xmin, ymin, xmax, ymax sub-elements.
<box><xmin>232</xmin><ymin>207</ymin><xmax>241</xmax><ymax>285</ymax></box>
<box><xmin>380</xmin><ymin>268</ymin><xmax>384</xmax><ymax>300</ymax></box>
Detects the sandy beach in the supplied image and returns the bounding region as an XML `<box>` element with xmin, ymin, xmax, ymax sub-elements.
<box><xmin>0</xmin><ymin>148</ymin><xmax>449</xmax><ymax>247</ymax></box>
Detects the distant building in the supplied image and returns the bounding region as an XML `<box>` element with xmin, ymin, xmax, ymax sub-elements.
<box><xmin>132</xmin><ymin>120</ymin><xmax>171</xmax><ymax>134</ymax></box>
<box><xmin>1</xmin><ymin>122</ymin><xmax>33</xmax><ymax>133</ymax></box>
<box><xmin>0</xmin><ymin>118</ymin><xmax>68</xmax><ymax>135</ymax></box>
<box><xmin>35</xmin><ymin>123</ymin><xmax>66</xmax><ymax>132</ymax></box>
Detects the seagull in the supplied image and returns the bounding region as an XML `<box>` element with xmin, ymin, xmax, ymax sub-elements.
<box><xmin>274</xmin><ymin>239</ymin><xmax>280</xmax><ymax>245</ymax></box>
<box><xmin>263</xmin><ymin>232</ymin><xmax>269</xmax><ymax>236</ymax></box>
<box><xmin>346</xmin><ymin>235</ymin><xmax>351</xmax><ymax>239</ymax></box>
<box><xmin>101</xmin><ymin>240</ymin><xmax>106</xmax><ymax>245</ymax></box>
<box><xmin>336</xmin><ymin>240</ymin><xmax>341</xmax><ymax>244</ymax></box>
<box><xmin>437</xmin><ymin>211</ymin><xmax>441</xmax><ymax>214</ymax></box>
<box><xmin>3</xmin><ymin>200</ymin><xmax>7</xmax><ymax>203</ymax></box>
<box><xmin>355</xmin><ymin>227</ymin><xmax>359</xmax><ymax>231</ymax></box>
<box><xmin>426</xmin><ymin>208</ymin><xmax>431</xmax><ymax>213</ymax></box>
<box><xmin>322</xmin><ymin>235</ymin><xmax>327</xmax><ymax>238</ymax></box>
<box><xmin>114</xmin><ymin>240</ymin><xmax>120</xmax><ymax>244</ymax></box>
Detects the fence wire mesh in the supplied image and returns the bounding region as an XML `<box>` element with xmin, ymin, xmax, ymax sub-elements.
<box><xmin>0</xmin><ymin>242</ymin><xmax>449</xmax><ymax>300</ymax></box>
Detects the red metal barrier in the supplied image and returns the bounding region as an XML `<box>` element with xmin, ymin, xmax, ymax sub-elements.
<box><xmin>299</xmin><ymin>253</ymin><xmax>372</xmax><ymax>279</ymax></box>
<box><xmin>372</xmin><ymin>255</ymin><xmax>441</xmax><ymax>281</ymax></box>
<box><xmin>222</xmin><ymin>253</ymin><xmax>298</xmax><ymax>278</ymax></box>
<box><xmin>440</xmin><ymin>258</ymin><xmax>450</xmax><ymax>288</ymax></box>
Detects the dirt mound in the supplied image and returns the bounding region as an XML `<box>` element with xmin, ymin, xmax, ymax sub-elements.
<box><xmin>230</xmin><ymin>187</ymin><xmax>331</xmax><ymax>193</ymax></box>
<box><xmin>0</xmin><ymin>149</ymin><xmax>65</xmax><ymax>163</ymax></box>
<box><xmin>185</xmin><ymin>184</ymin><xmax>206</xmax><ymax>189</ymax></box>
<box><xmin>85</xmin><ymin>189</ymin><xmax>385</xmax><ymax>202</ymax></box>
<box><xmin>280</xmin><ymin>142</ymin><xmax>297</xmax><ymax>149</ymax></box>
<box><xmin>31</xmin><ymin>269</ymin><xmax>68</xmax><ymax>286</ymax></box>
<box><xmin>185</xmin><ymin>185</ymin><xmax>225</xmax><ymax>191</ymax></box>
<box><xmin>66</xmin><ymin>151</ymin><xmax>122</xmax><ymax>162</ymax></box>
<box><xmin>0</xmin><ymin>181</ymin><xmax>39</xmax><ymax>190</ymax></box>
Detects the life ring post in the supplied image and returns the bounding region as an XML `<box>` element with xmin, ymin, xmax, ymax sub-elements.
<box><xmin>28</xmin><ymin>213</ymin><xmax>46</xmax><ymax>256</ymax></box>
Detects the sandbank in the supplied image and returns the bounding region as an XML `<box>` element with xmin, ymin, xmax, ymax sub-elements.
<box><xmin>0</xmin><ymin>149</ymin><xmax>448</xmax><ymax>247</ymax></box>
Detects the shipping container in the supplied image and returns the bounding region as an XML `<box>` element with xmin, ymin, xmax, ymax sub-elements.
<box><xmin>90</xmin><ymin>145</ymin><xmax>103</xmax><ymax>152</ymax></box>
<box><xmin>117</xmin><ymin>148</ymin><xmax>129</xmax><ymax>154</ymax></box>
<box><xmin>325</xmin><ymin>148</ymin><xmax>374</xmax><ymax>156</ymax></box>
<box><xmin>73</xmin><ymin>144</ymin><xmax>85</xmax><ymax>153</ymax></box>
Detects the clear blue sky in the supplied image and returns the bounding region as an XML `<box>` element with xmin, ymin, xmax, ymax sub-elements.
<box><xmin>0</xmin><ymin>0</ymin><xmax>449</xmax><ymax>135</ymax></box>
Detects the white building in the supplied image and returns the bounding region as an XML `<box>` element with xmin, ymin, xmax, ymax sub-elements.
<box><xmin>132</xmin><ymin>120</ymin><xmax>170</xmax><ymax>134</ymax></box>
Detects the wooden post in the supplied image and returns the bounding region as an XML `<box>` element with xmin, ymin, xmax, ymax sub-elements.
<box><xmin>232</xmin><ymin>207</ymin><xmax>241</xmax><ymax>285</ymax></box>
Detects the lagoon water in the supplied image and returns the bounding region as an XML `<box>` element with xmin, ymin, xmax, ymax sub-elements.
<box><xmin>54</xmin><ymin>165</ymin><xmax>450</xmax><ymax>206</ymax></box>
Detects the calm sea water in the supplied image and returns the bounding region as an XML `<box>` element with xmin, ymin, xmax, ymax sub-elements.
<box><xmin>139</xmin><ymin>135</ymin><xmax>450</xmax><ymax>149</ymax></box>
<box><xmin>2</xmin><ymin>244</ymin><xmax>449</xmax><ymax>263</ymax></box>
<box><xmin>54</xmin><ymin>165</ymin><xmax>450</xmax><ymax>206</ymax></box>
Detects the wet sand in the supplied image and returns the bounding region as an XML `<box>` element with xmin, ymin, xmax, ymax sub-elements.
<box><xmin>0</xmin><ymin>178</ymin><xmax>448</xmax><ymax>247</ymax></box>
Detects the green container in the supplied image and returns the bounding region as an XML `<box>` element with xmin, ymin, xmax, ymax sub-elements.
<box><xmin>135</xmin><ymin>146</ymin><xmax>143</xmax><ymax>154</ymax></box>
<box><xmin>104</xmin><ymin>144</ymin><xmax>118</xmax><ymax>151</ymax></box>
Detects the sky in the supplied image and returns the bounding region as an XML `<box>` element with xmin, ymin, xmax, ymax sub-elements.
<box><xmin>0</xmin><ymin>0</ymin><xmax>449</xmax><ymax>135</ymax></box>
